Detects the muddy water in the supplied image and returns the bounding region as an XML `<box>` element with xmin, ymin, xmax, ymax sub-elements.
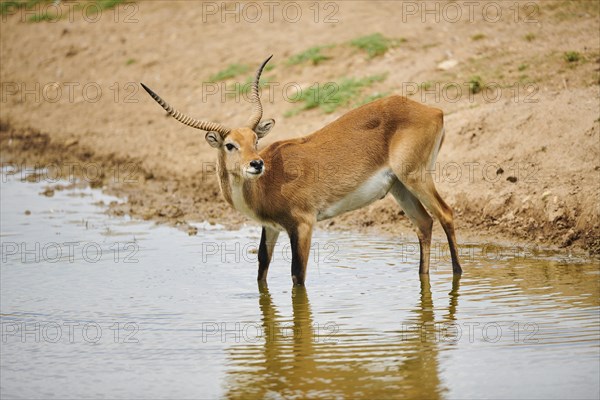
<box><xmin>1</xmin><ymin>169</ymin><xmax>599</xmax><ymax>400</ymax></box>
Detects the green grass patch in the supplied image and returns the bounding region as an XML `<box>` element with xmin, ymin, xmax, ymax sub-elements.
<box><xmin>209</xmin><ymin>63</ymin><xmax>250</xmax><ymax>82</ymax></box>
<box><xmin>564</xmin><ymin>51</ymin><xmax>581</xmax><ymax>63</ymax></box>
<box><xmin>350</xmin><ymin>34</ymin><xmax>404</xmax><ymax>58</ymax></box>
<box><xmin>524</xmin><ymin>33</ymin><xmax>536</xmax><ymax>42</ymax></box>
<box><xmin>28</xmin><ymin>9</ymin><xmax>58</xmax><ymax>22</ymax></box>
<box><xmin>73</xmin><ymin>0</ymin><xmax>125</xmax><ymax>13</ymax></box>
<box><xmin>518</xmin><ymin>63</ymin><xmax>528</xmax><ymax>71</ymax></box>
<box><xmin>125</xmin><ymin>58</ymin><xmax>136</xmax><ymax>66</ymax></box>
<box><xmin>471</xmin><ymin>33</ymin><xmax>486</xmax><ymax>41</ymax></box>
<box><xmin>468</xmin><ymin>76</ymin><xmax>483</xmax><ymax>94</ymax></box>
<box><xmin>545</xmin><ymin>0</ymin><xmax>599</xmax><ymax>21</ymax></box>
<box><xmin>95</xmin><ymin>0</ymin><xmax>125</xmax><ymax>10</ymax></box>
<box><xmin>287</xmin><ymin>46</ymin><xmax>333</xmax><ymax>66</ymax></box>
<box><xmin>285</xmin><ymin>74</ymin><xmax>387</xmax><ymax>117</ymax></box>
<box><xmin>420</xmin><ymin>81</ymin><xmax>434</xmax><ymax>90</ymax></box>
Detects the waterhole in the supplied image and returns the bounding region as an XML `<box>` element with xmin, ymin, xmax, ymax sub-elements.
<box><xmin>1</xmin><ymin>168</ymin><xmax>598</xmax><ymax>399</ymax></box>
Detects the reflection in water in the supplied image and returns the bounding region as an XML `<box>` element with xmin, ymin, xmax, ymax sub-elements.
<box><xmin>2</xmin><ymin>171</ymin><xmax>598</xmax><ymax>399</ymax></box>
<box><xmin>225</xmin><ymin>276</ymin><xmax>462</xmax><ymax>399</ymax></box>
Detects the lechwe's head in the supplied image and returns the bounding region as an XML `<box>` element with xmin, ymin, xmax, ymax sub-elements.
<box><xmin>141</xmin><ymin>56</ymin><xmax>275</xmax><ymax>180</ymax></box>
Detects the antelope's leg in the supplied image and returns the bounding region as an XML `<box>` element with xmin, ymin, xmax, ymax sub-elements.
<box><xmin>390</xmin><ymin>180</ymin><xmax>434</xmax><ymax>274</ymax></box>
<box><xmin>288</xmin><ymin>223</ymin><xmax>313</xmax><ymax>285</ymax></box>
<box><xmin>257</xmin><ymin>227</ymin><xmax>280</xmax><ymax>282</ymax></box>
<box><xmin>399</xmin><ymin>175</ymin><xmax>462</xmax><ymax>274</ymax></box>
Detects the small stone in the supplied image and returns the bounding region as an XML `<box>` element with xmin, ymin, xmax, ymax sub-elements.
<box><xmin>41</xmin><ymin>188</ymin><xmax>55</xmax><ymax>197</ymax></box>
<box><xmin>496</xmin><ymin>167</ymin><xmax>504</xmax><ymax>175</ymax></box>
<box><xmin>541</xmin><ymin>191</ymin><xmax>552</xmax><ymax>200</ymax></box>
<box><xmin>24</xmin><ymin>210</ymin><xmax>31</xmax><ymax>215</ymax></box>
<box><xmin>437</xmin><ymin>59</ymin><xmax>458</xmax><ymax>70</ymax></box>
<box><xmin>507</xmin><ymin>176</ymin><xmax>517</xmax><ymax>183</ymax></box>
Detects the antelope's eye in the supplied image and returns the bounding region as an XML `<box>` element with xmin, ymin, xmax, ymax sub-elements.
<box><xmin>225</xmin><ymin>143</ymin><xmax>237</xmax><ymax>151</ymax></box>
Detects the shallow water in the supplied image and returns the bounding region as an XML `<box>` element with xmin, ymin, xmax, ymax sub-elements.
<box><xmin>1</xmin><ymin>169</ymin><xmax>599</xmax><ymax>399</ymax></box>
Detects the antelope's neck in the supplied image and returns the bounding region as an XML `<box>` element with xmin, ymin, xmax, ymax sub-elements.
<box><xmin>216</xmin><ymin>155</ymin><xmax>232</xmax><ymax>206</ymax></box>
<box><xmin>216</xmin><ymin>154</ymin><xmax>261</xmax><ymax>222</ymax></box>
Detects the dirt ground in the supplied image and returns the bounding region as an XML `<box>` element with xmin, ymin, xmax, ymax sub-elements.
<box><xmin>1</xmin><ymin>1</ymin><xmax>599</xmax><ymax>255</ymax></box>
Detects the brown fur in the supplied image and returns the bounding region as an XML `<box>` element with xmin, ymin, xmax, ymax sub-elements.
<box><xmin>216</xmin><ymin>95</ymin><xmax>462</xmax><ymax>284</ymax></box>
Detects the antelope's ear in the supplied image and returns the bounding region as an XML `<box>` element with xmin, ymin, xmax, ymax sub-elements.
<box><xmin>255</xmin><ymin>119</ymin><xmax>275</xmax><ymax>139</ymax></box>
<box><xmin>205</xmin><ymin>131</ymin><xmax>223</xmax><ymax>148</ymax></box>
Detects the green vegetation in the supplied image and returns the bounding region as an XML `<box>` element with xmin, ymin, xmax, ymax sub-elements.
<box><xmin>471</xmin><ymin>33</ymin><xmax>486</xmax><ymax>41</ymax></box>
<box><xmin>125</xmin><ymin>58</ymin><xmax>136</xmax><ymax>66</ymax></box>
<box><xmin>545</xmin><ymin>0</ymin><xmax>599</xmax><ymax>21</ymax></box>
<box><xmin>564</xmin><ymin>51</ymin><xmax>581</xmax><ymax>63</ymax></box>
<box><xmin>350</xmin><ymin>34</ymin><xmax>403</xmax><ymax>58</ymax></box>
<box><xmin>95</xmin><ymin>0</ymin><xmax>125</xmax><ymax>10</ymax></box>
<box><xmin>420</xmin><ymin>81</ymin><xmax>434</xmax><ymax>90</ymax></box>
<box><xmin>518</xmin><ymin>63</ymin><xmax>528</xmax><ymax>71</ymax></box>
<box><xmin>28</xmin><ymin>8</ymin><xmax>58</xmax><ymax>22</ymax></box>
<box><xmin>524</xmin><ymin>33</ymin><xmax>536</xmax><ymax>42</ymax></box>
<box><xmin>209</xmin><ymin>63</ymin><xmax>250</xmax><ymax>82</ymax></box>
<box><xmin>285</xmin><ymin>74</ymin><xmax>387</xmax><ymax>117</ymax></box>
<box><xmin>287</xmin><ymin>46</ymin><xmax>333</xmax><ymax>66</ymax></box>
<box><xmin>468</xmin><ymin>76</ymin><xmax>483</xmax><ymax>94</ymax></box>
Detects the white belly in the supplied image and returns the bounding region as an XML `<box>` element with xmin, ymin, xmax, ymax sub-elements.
<box><xmin>317</xmin><ymin>168</ymin><xmax>396</xmax><ymax>221</ymax></box>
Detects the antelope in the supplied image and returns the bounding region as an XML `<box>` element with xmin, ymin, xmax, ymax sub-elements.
<box><xmin>141</xmin><ymin>56</ymin><xmax>462</xmax><ymax>285</ymax></box>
